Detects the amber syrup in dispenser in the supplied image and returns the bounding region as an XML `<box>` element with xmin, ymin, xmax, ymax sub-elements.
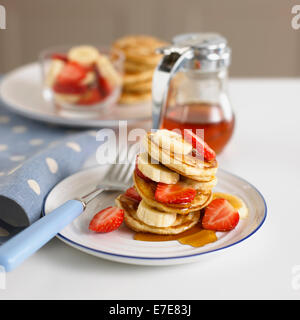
<box><xmin>162</xmin><ymin>102</ymin><xmax>235</xmax><ymax>154</ymax></box>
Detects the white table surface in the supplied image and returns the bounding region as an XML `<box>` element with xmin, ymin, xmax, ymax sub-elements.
<box><xmin>1</xmin><ymin>78</ymin><xmax>300</xmax><ymax>300</ymax></box>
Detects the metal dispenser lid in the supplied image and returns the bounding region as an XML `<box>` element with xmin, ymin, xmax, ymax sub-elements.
<box><xmin>171</xmin><ymin>33</ymin><xmax>231</xmax><ymax>72</ymax></box>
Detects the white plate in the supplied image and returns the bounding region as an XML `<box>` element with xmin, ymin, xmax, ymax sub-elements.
<box><xmin>0</xmin><ymin>63</ymin><xmax>151</xmax><ymax>128</ymax></box>
<box><xmin>43</xmin><ymin>166</ymin><xmax>267</xmax><ymax>266</ymax></box>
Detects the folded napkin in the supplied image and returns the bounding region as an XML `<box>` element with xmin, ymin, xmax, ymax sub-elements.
<box><xmin>0</xmin><ymin>100</ymin><xmax>101</xmax><ymax>244</ymax></box>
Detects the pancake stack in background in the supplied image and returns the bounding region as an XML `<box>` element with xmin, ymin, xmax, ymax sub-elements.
<box><xmin>116</xmin><ymin>129</ymin><xmax>218</xmax><ymax>235</ymax></box>
<box><xmin>112</xmin><ymin>35</ymin><xmax>168</xmax><ymax>105</ymax></box>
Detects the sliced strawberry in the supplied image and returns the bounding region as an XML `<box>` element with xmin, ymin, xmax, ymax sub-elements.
<box><xmin>89</xmin><ymin>206</ymin><xmax>124</xmax><ymax>233</ymax></box>
<box><xmin>184</xmin><ymin>129</ymin><xmax>216</xmax><ymax>161</ymax></box>
<box><xmin>57</xmin><ymin>61</ymin><xmax>87</xmax><ymax>85</ymax></box>
<box><xmin>98</xmin><ymin>74</ymin><xmax>112</xmax><ymax>97</ymax></box>
<box><xmin>155</xmin><ymin>182</ymin><xmax>196</xmax><ymax>204</ymax></box>
<box><xmin>51</xmin><ymin>53</ymin><xmax>68</xmax><ymax>62</ymax></box>
<box><xmin>135</xmin><ymin>155</ymin><xmax>153</xmax><ymax>182</ymax></box>
<box><xmin>202</xmin><ymin>198</ymin><xmax>239</xmax><ymax>231</ymax></box>
<box><xmin>77</xmin><ymin>87</ymin><xmax>103</xmax><ymax>105</ymax></box>
<box><xmin>124</xmin><ymin>187</ymin><xmax>142</xmax><ymax>202</ymax></box>
<box><xmin>53</xmin><ymin>81</ymin><xmax>87</xmax><ymax>94</ymax></box>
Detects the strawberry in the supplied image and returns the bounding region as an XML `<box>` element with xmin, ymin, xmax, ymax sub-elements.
<box><xmin>53</xmin><ymin>81</ymin><xmax>87</xmax><ymax>94</ymax></box>
<box><xmin>155</xmin><ymin>182</ymin><xmax>196</xmax><ymax>204</ymax></box>
<box><xmin>135</xmin><ymin>155</ymin><xmax>153</xmax><ymax>182</ymax></box>
<box><xmin>89</xmin><ymin>206</ymin><xmax>124</xmax><ymax>233</ymax></box>
<box><xmin>57</xmin><ymin>61</ymin><xmax>87</xmax><ymax>85</ymax></box>
<box><xmin>98</xmin><ymin>74</ymin><xmax>112</xmax><ymax>97</ymax></box>
<box><xmin>124</xmin><ymin>187</ymin><xmax>142</xmax><ymax>202</ymax></box>
<box><xmin>202</xmin><ymin>198</ymin><xmax>240</xmax><ymax>231</ymax></box>
<box><xmin>77</xmin><ymin>87</ymin><xmax>103</xmax><ymax>105</ymax></box>
<box><xmin>51</xmin><ymin>53</ymin><xmax>68</xmax><ymax>62</ymax></box>
<box><xmin>183</xmin><ymin>129</ymin><xmax>216</xmax><ymax>161</ymax></box>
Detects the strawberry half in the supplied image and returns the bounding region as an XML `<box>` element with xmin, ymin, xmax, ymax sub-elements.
<box><xmin>202</xmin><ymin>198</ymin><xmax>239</xmax><ymax>231</ymax></box>
<box><xmin>155</xmin><ymin>182</ymin><xmax>196</xmax><ymax>204</ymax></box>
<box><xmin>183</xmin><ymin>129</ymin><xmax>216</xmax><ymax>161</ymax></box>
<box><xmin>98</xmin><ymin>74</ymin><xmax>112</xmax><ymax>97</ymax></box>
<box><xmin>89</xmin><ymin>206</ymin><xmax>124</xmax><ymax>233</ymax></box>
<box><xmin>57</xmin><ymin>61</ymin><xmax>87</xmax><ymax>85</ymax></box>
<box><xmin>124</xmin><ymin>187</ymin><xmax>142</xmax><ymax>202</ymax></box>
<box><xmin>53</xmin><ymin>81</ymin><xmax>88</xmax><ymax>94</ymax></box>
<box><xmin>51</xmin><ymin>53</ymin><xmax>68</xmax><ymax>62</ymax></box>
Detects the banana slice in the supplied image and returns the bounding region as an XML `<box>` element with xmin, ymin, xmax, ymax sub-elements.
<box><xmin>213</xmin><ymin>192</ymin><xmax>248</xmax><ymax>219</ymax></box>
<box><xmin>96</xmin><ymin>55</ymin><xmax>122</xmax><ymax>86</ymax></box>
<box><xmin>137</xmin><ymin>152</ymin><xmax>179</xmax><ymax>184</ymax></box>
<box><xmin>80</xmin><ymin>71</ymin><xmax>96</xmax><ymax>85</ymax></box>
<box><xmin>68</xmin><ymin>45</ymin><xmax>100</xmax><ymax>66</ymax></box>
<box><xmin>136</xmin><ymin>200</ymin><xmax>177</xmax><ymax>227</ymax></box>
<box><xmin>152</xmin><ymin>129</ymin><xmax>192</xmax><ymax>155</ymax></box>
<box><xmin>45</xmin><ymin>59</ymin><xmax>65</xmax><ymax>87</ymax></box>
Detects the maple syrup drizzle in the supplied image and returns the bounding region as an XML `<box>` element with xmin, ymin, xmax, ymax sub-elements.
<box><xmin>134</xmin><ymin>224</ymin><xmax>217</xmax><ymax>248</ymax></box>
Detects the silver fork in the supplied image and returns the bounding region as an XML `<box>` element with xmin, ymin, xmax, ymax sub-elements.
<box><xmin>0</xmin><ymin>143</ymin><xmax>138</xmax><ymax>272</ymax></box>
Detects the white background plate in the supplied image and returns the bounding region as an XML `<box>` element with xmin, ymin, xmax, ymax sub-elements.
<box><xmin>44</xmin><ymin>166</ymin><xmax>267</xmax><ymax>266</ymax></box>
<box><xmin>0</xmin><ymin>63</ymin><xmax>152</xmax><ymax>128</ymax></box>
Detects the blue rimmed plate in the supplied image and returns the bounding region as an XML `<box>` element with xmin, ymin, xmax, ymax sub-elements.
<box><xmin>43</xmin><ymin>166</ymin><xmax>267</xmax><ymax>266</ymax></box>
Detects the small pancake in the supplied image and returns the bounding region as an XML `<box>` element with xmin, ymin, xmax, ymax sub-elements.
<box><xmin>180</xmin><ymin>176</ymin><xmax>217</xmax><ymax>194</ymax></box>
<box><xmin>113</xmin><ymin>35</ymin><xmax>167</xmax><ymax>66</ymax></box>
<box><xmin>124</xmin><ymin>60</ymin><xmax>154</xmax><ymax>73</ymax></box>
<box><xmin>143</xmin><ymin>133</ymin><xmax>218</xmax><ymax>181</ymax></box>
<box><xmin>123</xmin><ymin>79</ymin><xmax>152</xmax><ymax>93</ymax></box>
<box><xmin>118</xmin><ymin>91</ymin><xmax>151</xmax><ymax>104</ymax></box>
<box><xmin>115</xmin><ymin>194</ymin><xmax>200</xmax><ymax>235</ymax></box>
<box><xmin>123</xmin><ymin>70</ymin><xmax>154</xmax><ymax>86</ymax></box>
<box><xmin>133</xmin><ymin>171</ymin><xmax>212</xmax><ymax>214</ymax></box>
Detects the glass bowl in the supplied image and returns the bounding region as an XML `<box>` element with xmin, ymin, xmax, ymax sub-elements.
<box><xmin>39</xmin><ymin>45</ymin><xmax>124</xmax><ymax>115</ymax></box>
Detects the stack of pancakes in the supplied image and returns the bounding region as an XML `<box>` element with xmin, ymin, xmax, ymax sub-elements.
<box><xmin>116</xmin><ymin>130</ymin><xmax>218</xmax><ymax>235</ymax></box>
<box><xmin>112</xmin><ymin>35</ymin><xmax>167</xmax><ymax>104</ymax></box>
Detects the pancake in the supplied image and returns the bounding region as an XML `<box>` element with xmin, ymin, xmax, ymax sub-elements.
<box><xmin>123</xmin><ymin>79</ymin><xmax>152</xmax><ymax>93</ymax></box>
<box><xmin>180</xmin><ymin>176</ymin><xmax>217</xmax><ymax>193</ymax></box>
<box><xmin>116</xmin><ymin>194</ymin><xmax>200</xmax><ymax>235</ymax></box>
<box><xmin>143</xmin><ymin>133</ymin><xmax>218</xmax><ymax>181</ymax></box>
<box><xmin>113</xmin><ymin>35</ymin><xmax>166</xmax><ymax>66</ymax></box>
<box><xmin>124</xmin><ymin>60</ymin><xmax>154</xmax><ymax>73</ymax></box>
<box><xmin>133</xmin><ymin>171</ymin><xmax>212</xmax><ymax>214</ymax></box>
<box><xmin>119</xmin><ymin>91</ymin><xmax>151</xmax><ymax>104</ymax></box>
<box><xmin>123</xmin><ymin>70</ymin><xmax>154</xmax><ymax>86</ymax></box>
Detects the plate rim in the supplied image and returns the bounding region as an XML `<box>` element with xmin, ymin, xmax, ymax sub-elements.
<box><xmin>42</xmin><ymin>168</ymin><xmax>267</xmax><ymax>261</ymax></box>
<box><xmin>0</xmin><ymin>62</ymin><xmax>151</xmax><ymax>128</ymax></box>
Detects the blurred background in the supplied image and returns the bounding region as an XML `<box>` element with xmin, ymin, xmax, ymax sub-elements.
<box><xmin>0</xmin><ymin>0</ymin><xmax>299</xmax><ymax>77</ymax></box>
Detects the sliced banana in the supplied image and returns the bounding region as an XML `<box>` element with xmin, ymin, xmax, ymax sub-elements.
<box><xmin>137</xmin><ymin>152</ymin><xmax>179</xmax><ymax>184</ymax></box>
<box><xmin>68</xmin><ymin>45</ymin><xmax>99</xmax><ymax>66</ymax></box>
<box><xmin>213</xmin><ymin>192</ymin><xmax>248</xmax><ymax>219</ymax></box>
<box><xmin>54</xmin><ymin>93</ymin><xmax>81</xmax><ymax>104</ymax></box>
<box><xmin>80</xmin><ymin>71</ymin><xmax>96</xmax><ymax>85</ymax></box>
<box><xmin>136</xmin><ymin>200</ymin><xmax>177</xmax><ymax>227</ymax></box>
<box><xmin>152</xmin><ymin>129</ymin><xmax>192</xmax><ymax>155</ymax></box>
<box><xmin>45</xmin><ymin>59</ymin><xmax>65</xmax><ymax>87</ymax></box>
<box><xmin>96</xmin><ymin>55</ymin><xmax>122</xmax><ymax>86</ymax></box>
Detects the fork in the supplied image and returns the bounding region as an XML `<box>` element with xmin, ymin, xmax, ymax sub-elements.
<box><xmin>0</xmin><ymin>143</ymin><xmax>138</xmax><ymax>272</ymax></box>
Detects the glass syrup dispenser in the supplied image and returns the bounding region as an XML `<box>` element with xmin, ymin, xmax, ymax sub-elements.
<box><xmin>152</xmin><ymin>33</ymin><xmax>235</xmax><ymax>154</ymax></box>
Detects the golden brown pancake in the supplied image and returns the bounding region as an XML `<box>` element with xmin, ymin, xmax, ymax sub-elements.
<box><xmin>133</xmin><ymin>172</ymin><xmax>212</xmax><ymax>214</ymax></box>
<box><xmin>143</xmin><ymin>133</ymin><xmax>218</xmax><ymax>181</ymax></box>
<box><xmin>115</xmin><ymin>194</ymin><xmax>200</xmax><ymax>235</ymax></box>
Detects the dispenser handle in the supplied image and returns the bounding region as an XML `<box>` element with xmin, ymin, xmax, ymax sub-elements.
<box><xmin>152</xmin><ymin>47</ymin><xmax>194</xmax><ymax>130</ymax></box>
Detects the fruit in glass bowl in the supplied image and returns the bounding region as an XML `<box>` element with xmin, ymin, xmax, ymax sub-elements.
<box><xmin>40</xmin><ymin>45</ymin><xmax>124</xmax><ymax>112</ymax></box>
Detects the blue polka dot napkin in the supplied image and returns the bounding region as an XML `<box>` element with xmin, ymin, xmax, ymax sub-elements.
<box><xmin>0</xmin><ymin>100</ymin><xmax>101</xmax><ymax>244</ymax></box>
